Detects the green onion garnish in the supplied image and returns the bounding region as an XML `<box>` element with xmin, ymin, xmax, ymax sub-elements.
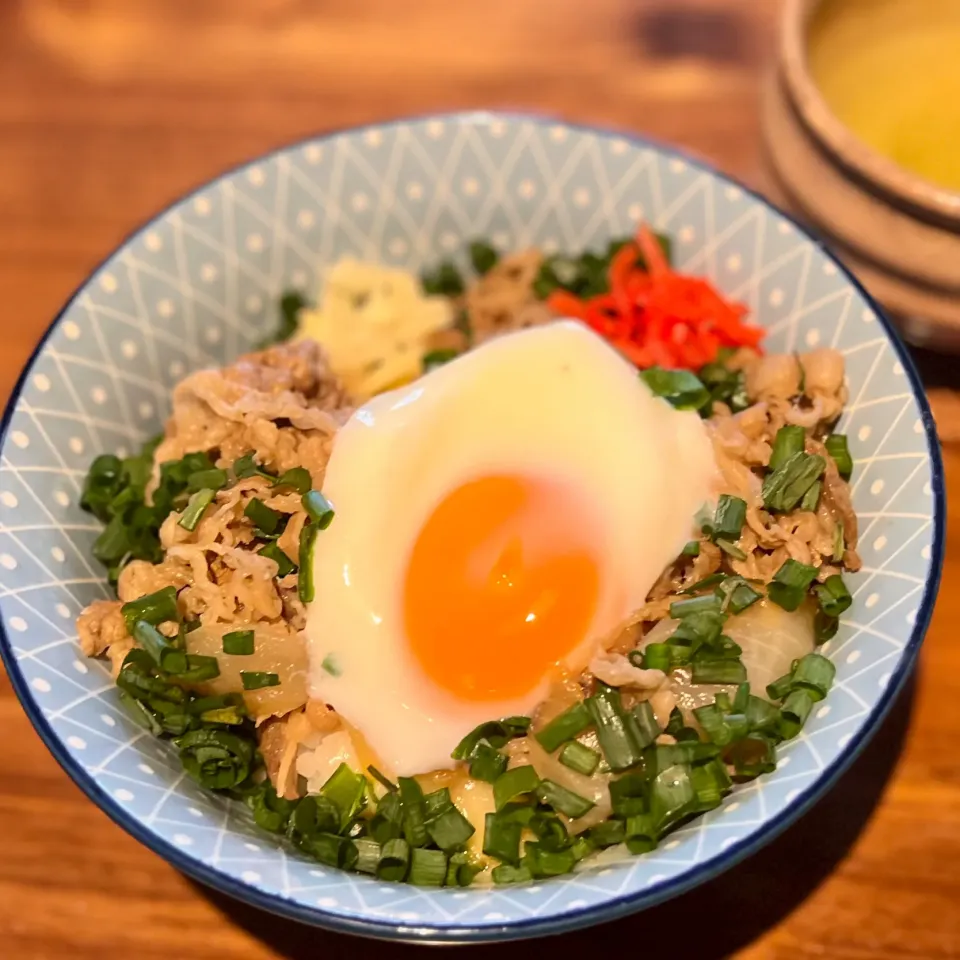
<box><xmin>762</xmin><ymin>452</ymin><xmax>826</xmax><ymax>512</ymax></box>
<box><xmin>800</xmin><ymin>480</ymin><xmax>822</xmax><ymax>512</ymax></box>
<box><xmin>534</xmin><ymin>702</ymin><xmax>591</xmax><ymax>753</ymax></box>
<box><xmin>727</xmin><ymin>734</ymin><xmax>777</xmax><ymax>780</ymax></box>
<box><xmin>408</xmin><ymin>848</ymin><xmax>447</xmax><ymax>887</ymax></box>
<box><xmin>640</xmin><ymin>367</ymin><xmax>710</xmax><ymax>411</ymax></box>
<box><xmin>240</xmin><ymin>671</ymin><xmax>280</xmax><ymax>690</ymax></box>
<box><xmin>585</xmin><ymin>686</ymin><xmax>642</xmax><ymax>772</ymax></box>
<box><xmin>351</xmin><ymin>838</ymin><xmax>382</xmax><ymax>875</ymax></box>
<box><xmin>178</xmin><ymin>728</ymin><xmax>253</xmax><ymax>790</ymax></box>
<box><xmin>320</xmin><ymin>763</ymin><xmax>367</xmax><ymax>828</ymax></box>
<box><xmin>233</xmin><ymin>452</ymin><xmax>276</xmax><ymax>481</ymax></box>
<box><xmin>609</xmin><ymin>772</ymin><xmax>648</xmax><ymax>817</ymax></box>
<box><xmin>732</xmin><ymin>681</ymin><xmax>750</xmax><ymax>714</ymax></box>
<box><xmin>718</xmin><ymin>577</ymin><xmax>762</xmax><ymax>614</ymax></box>
<box><xmin>631</xmin><ymin>700</ymin><xmax>662</xmax><ymax>749</ymax></box>
<box><xmin>176</xmin><ymin>653</ymin><xmax>221</xmax><ymax>683</ymax></box>
<box><xmin>377</xmin><ymin>837</ymin><xmax>411</xmax><ymax>882</ymax></box>
<box><xmin>709</xmin><ymin>494</ymin><xmax>747</xmax><ymax>541</ymax></box>
<box><xmin>625</xmin><ymin>813</ymin><xmax>658</xmax><ymax>854</ymax></box>
<box><xmin>251</xmin><ymin>783</ymin><xmax>295</xmax><ymax>833</ymax></box>
<box><xmin>492</xmin><ymin>863</ymin><xmax>532</xmax><ymax>885</ymax></box>
<box><xmin>483</xmin><ymin>812</ymin><xmax>522</xmax><ymax>864</ymax></box>
<box><xmin>132</xmin><ymin>620</ymin><xmax>182</xmax><ymax>673</ymax></box>
<box><xmin>178</xmin><ymin>488</ymin><xmax>216</xmax><ymax>531</ymax></box>
<box><xmin>767</xmin><ymin>558</ymin><xmax>818</xmax><ymax>611</ymax></box>
<box><xmin>681</xmin><ymin>540</ymin><xmax>701</xmax><ymax>557</ymax></box>
<box><xmin>450</xmin><ymin>717</ymin><xmax>530</xmax><ymax>760</ymax></box>
<box><xmin>121</xmin><ymin>586</ymin><xmax>179</xmax><ymax>634</ymax></box>
<box><xmin>222</xmin><ymin>629</ymin><xmax>254</xmax><ymax>656</ymax></box>
<box><xmin>790</xmin><ymin>652</ymin><xmax>836</xmax><ymax>701</ymax></box>
<box><xmin>320</xmin><ymin>653</ymin><xmax>340</xmax><ymax>676</ymax></box>
<box><xmin>650</xmin><ymin>763</ymin><xmax>696</xmax><ymax>835</ymax></box>
<box><xmin>367</xmin><ymin>765</ymin><xmax>397</xmax><ymax>793</ymax></box>
<box><xmin>298</xmin><ymin>521</ymin><xmax>318</xmax><ymax>603</ymax></box>
<box><xmin>642</xmin><ymin>642</ymin><xmax>671</xmax><ymax>672</ymax></box>
<box><xmin>258</xmin><ymin>542</ymin><xmax>297</xmax><ymax>578</ymax></box>
<box><xmin>302</xmin><ymin>490</ymin><xmax>335</xmax><ymax>529</ymax></box>
<box><xmin>824</xmin><ymin>433</ymin><xmax>853</xmax><ymax>480</ymax></box>
<box><xmin>187</xmin><ymin>467</ymin><xmax>228</xmax><ymax>492</ymax></box>
<box><xmin>421</xmin><ymin>349</ymin><xmax>459</xmax><ymax>372</ymax></box>
<box><xmin>421</xmin><ymin>261</ymin><xmax>465</xmax><ymax>297</ymax></box>
<box><xmin>716</xmin><ymin>538</ymin><xmax>747</xmax><ymax>560</ymax></box>
<box><xmin>815</xmin><ymin>574</ymin><xmax>852</xmax><ymax>617</ymax></box>
<box><xmin>467</xmin><ymin>739</ymin><xmax>507</xmax><ymax>783</ymax></box>
<box><xmin>299</xmin><ymin>833</ymin><xmax>347</xmax><ymax>868</ymax></box>
<box><xmin>446</xmin><ymin>852</ymin><xmax>482</xmax><ymax>887</ymax></box>
<box><xmin>523</xmin><ymin>844</ymin><xmax>576</xmax><ymax>878</ymax></box>
<box><xmin>693</xmin><ymin>702</ymin><xmax>736</xmax><ymax>745</ymax></box>
<box><xmin>558</xmin><ymin>740</ymin><xmax>600</xmax><ymax>776</ymax></box>
<box><xmin>769</xmin><ymin>425</ymin><xmax>805</xmax><ymax>471</ymax></box>
<box><xmin>779</xmin><ymin>689</ymin><xmax>815</xmax><ymax>739</ymax></box>
<box><xmin>690</xmin><ymin>761</ymin><xmax>728</xmax><ymax>813</ymax></box>
<box><xmin>493</xmin><ymin>765</ymin><xmax>540</xmax><ymax>810</ymax></box>
<box><xmin>691</xmin><ymin>659</ymin><xmax>747</xmax><ymax>684</ymax></box>
<box><xmin>745</xmin><ymin>694</ymin><xmax>780</xmax><ymax>733</ymax></box>
<box><xmin>397</xmin><ymin>777</ymin><xmax>428</xmax><ymax>847</ymax></box>
<box><xmin>669</xmin><ymin>593</ymin><xmax>721</xmax><ymax>619</ymax></box>
<box><xmin>422</xmin><ymin>787</ymin><xmax>453</xmax><ymax>821</ymax></box>
<box><xmin>815</xmin><ymin>610</ymin><xmax>839</xmax><ymax>644</ymax></box>
<box><xmin>469</xmin><ymin>240</ymin><xmax>499</xmax><ymax>275</ymax></box>
<box><xmin>425</xmin><ymin>806</ymin><xmax>475</xmax><ymax>852</ymax></box>
<box><xmin>273</xmin><ymin>467</ymin><xmax>312</xmax><ymax>494</ymax></box>
<box><xmin>588</xmin><ymin>819</ymin><xmax>626</xmax><ymax>848</ymax></box>
<box><xmin>766</xmin><ymin>670</ymin><xmax>794</xmax><ymax>701</ymax></box>
<box><xmin>535</xmin><ymin>780</ymin><xmax>595</xmax><ymax>819</ymax></box>
<box><xmin>244</xmin><ymin>497</ymin><xmax>283</xmax><ymax>535</ymax></box>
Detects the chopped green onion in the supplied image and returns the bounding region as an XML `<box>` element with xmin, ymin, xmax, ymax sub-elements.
<box><xmin>767</xmin><ymin>671</ymin><xmax>795</xmax><ymax>701</ymax></box>
<box><xmin>298</xmin><ymin>521</ymin><xmax>318</xmax><ymax>604</ymax></box>
<box><xmin>300</xmin><ymin>833</ymin><xmax>347</xmax><ymax>868</ymax></box>
<box><xmin>122</xmin><ymin>586</ymin><xmax>180</xmax><ymax>633</ymax></box>
<box><xmin>351</xmin><ymin>838</ymin><xmax>382</xmax><ymax>875</ymax></box>
<box><xmin>815</xmin><ymin>610</ymin><xmax>839</xmax><ymax>644</ymax></box>
<box><xmin>240</xmin><ymin>671</ymin><xmax>280</xmax><ymax>690</ymax></box>
<box><xmin>273</xmin><ymin>467</ymin><xmax>312</xmax><ymax>494</ymax></box>
<box><xmin>535</xmin><ymin>780</ymin><xmax>595</xmax><ymax>819</ymax></box>
<box><xmin>377</xmin><ymin>838</ymin><xmax>411</xmax><ymax>882</ymax></box>
<box><xmin>233</xmin><ymin>452</ymin><xmax>275</xmax><ymax>481</ymax></box>
<box><xmin>815</xmin><ymin>574</ymin><xmax>852</xmax><ymax>617</ymax></box>
<box><xmin>251</xmin><ymin>783</ymin><xmax>295</xmax><ymax>833</ymax></box>
<box><xmin>188</xmin><ymin>467</ymin><xmax>228</xmax><ymax>492</ymax></box>
<box><xmin>397</xmin><ymin>777</ymin><xmax>428</xmax><ymax>848</ymax></box>
<box><xmin>631</xmin><ymin>700</ymin><xmax>662</xmax><ymax>749</ymax></box>
<box><xmin>732</xmin><ymin>682</ymin><xmax>750</xmax><ymax>714</ymax></box>
<box><xmin>800</xmin><ymin>480</ymin><xmax>822</xmax><ymax>512</ymax></box>
<box><xmin>320</xmin><ymin>653</ymin><xmax>340</xmax><ymax>676</ymax></box>
<box><xmin>258</xmin><ymin>542</ymin><xmax>297</xmax><ymax>577</ymax></box>
<box><xmin>682</xmin><ymin>571</ymin><xmax>728</xmax><ymax>594</ymax></box>
<box><xmin>625</xmin><ymin>813</ymin><xmax>658</xmax><ymax>854</ymax></box>
<box><xmin>681</xmin><ymin>540</ymin><xmax>701</xmax><ymax>557</ymax></box>
<box><xmin>669</xmin><ymin>593</ymin><xmax>721</xmax><ymax>619</ymax></box>
<box><xmin>769</xmin><ymin>425</ymin><xmax>805</xmax><ymax>471</ymax></box>
<box><xmin>423</xmin><ymin>787</ymin><xmax>454</xmax><ymax>820</ymax></box>
<box><xmin>421</xmin><ymin>348</ymin><xmax>459</xmax><ymax>372</ymax></box>
<box><xmin>446</xmin><ymin>852</ymin><xmax>482</xmax><ymax>887</ymax></box>
<box><xmin>178</xmin><ymin>728</ymin><xmax>253</xmax><ymax>790</ymax></box>
<box><xmin>779</xmin><ymin>689</ymin><xmax>815</xmax><ymax>739</ymax></box>
<box><xmin>492</xmin><ymin>863</ymin><xmax>532</xmax><ymax>885</ymax></box>
<box><xmin>498</xmin><ymin>802</ymin><xmax>536</xmax><ymax>825</ymax></box>
<box><xmin>690</xmin><ymin>761</ymin><xmax>727</xmax><ymax>812</ymax></box>
<box><xmin>588</xmin><ymin>819</ymin><xmax>626</xmax><ymax>848</ymax></box>
<box><xmin>483</xmin><ymin>812</ymin><xmax>522</xmax><ymax>864</ymax></box>
<box><xmin>691</xmin><ymin>659</ymin><xmax>747</xmax><ymax>684</ymax></box>
<box><xmin>727</xmin><ymin>734</ymin><xmax>777</xmax><ymax>780</ymax></box>
<box><xmin>426</xmin><ymin>806</ymin><xmax>475</xmax><ymax>852</ymax></box>
<box><xmin>222</xmin><ymin>629</ymin><xmax>254</xmax><ymax>656</ymax></box>
<box><xmin>762</xmin><ymin>452</ymin><xmax>826</xmax><ymax>512</ymax></box>
<box><xmin>718</xmin><ymin>577</ymin><xmax>762</xmax><ymax>614</ymax></box>
<box><xmin>367</xmin><ymin>765</ymin><xmax>397</xmax><ymax>793</ymax></box>
<box><xmin>468</xmin><ymin>740</ymin><xmax>508</xmax><ymax>783</ymax></box>
<box><xmin>132</xmin><ymin>620</ymin><xmax>182</xmax><ymax>673</ymax></box>
<box><xmin>671</xmin><ymin>611</ymin><xmax>724</xmax><ymax>649</ymax></box>
<box><xmin>244</xmin><ymin>497</ymin><xmax>283</xmax><ymax>535</ymax></box>
<box><xmin>716</xmin><ymin>538</ymin><xmax>747</xmax><ymax>560</ymax></box>
<box><xmin>523</xmin><ymin>844</ymin><xmax>576</xmax><ymax>878</ymax></box>
<box><xmin>371</xmin><ymin>792</ymin><xmax>403</xmax><ymax>844</ymax></box>
<box><xmin>302</xmin><ymin>490</ymin><xmax>335</xmax><ymax>529</ymax></box>
<box><xmin>178</xmin><ymin>488</ymin><xmax>216</xmax><ymax>531</ymax></box>
<box><xmin>175</xmin><ymin>653</ymin><xmax>221</xmax><ymax>683</ymax></box>
<box><xmin>534</xmin><ymin>702</ymin><xmax>591</xmax><ymax>753</ymax></box>
<box><xmin>641</xmin><ymin>642</ymin><xmax>671</xmax><ymax>672</ymax></box>
<box><xmin>569</xmin><ymin>835</ymin><xmax>595</xmax><ymax>862</ymax></box>
<box><xmin>710</xmin><ymin>494</ymin><xmax>747</xmax><ymax>541</ymax></box>
<box><xmin>199</xmin><ymin>705</ymin><xmax>245</xmax><ymax>725</ymax></box>
<box><xmin>745</xmin><ymin>695</ymin><xmax>780</xmax><ymax>733</ymax></box>
<box><xmin>585</xmin><ymin>686</ymin><xmax>642</xmax><ymax>772</ymax></box>
<box><xmin>559</xmin><ymin>740</ymin><xmax>600</xmax><ymax>776</ymax></box>
<box><xmin>650</xmin><ymin>764</ymin><xmax>696</xmax><ymax>835</ymax></box>
<box><xmin>320</xmin><ymin>763</ymin><xmax>367</xmax><ymax>828</ymax></box>
<box><xmin>421</xmin><ymin>261</ymin><xmax>464</xmax><ymax>297</ymax></box>
<box><xmin>609</xmin><ymin>773</ymin><xmax>648</xmax><ymax>817</ymax></box>
<box><xmin>640</xmin><ymin>367</ymin><xmax>710</xmax><ymax>411</ymax></box>
<box><xmin>493</xmin><ymin>765</ymin><xmax>540</xmax><ymax>810</ymax></box>
<box><xmin>469</xmin><ymin>240</ymin><xmax>499</xmax><ymax>275</ymax></box>
<box><xmin>767</xmin><ymin>558</ymin><xmax>819</xmax><ymax>611</ymax></box>
<box><xmin>694</xmin><ymin>702</ymin><xmax>736</xmax><ymax>745</ymax></box>
<box><xmin>791</xmin><ymin>653</ymin><xmax>836</xmax><ymax>701</ymax></box>
<box><xmin>450</xmin><ymin>717</ymin><xmax>530</xmax><ymax>760</ymax></box>
<box><xmin>825</xmin><ymin>433</ymin><xmax>853</xmax><ymax>480</ymax></box>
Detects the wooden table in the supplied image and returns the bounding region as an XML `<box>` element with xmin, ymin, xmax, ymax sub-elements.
<box><xmin>1</xmin><ymin>2</ymin><xmax>958</xmax><ymax>957</ymax></box>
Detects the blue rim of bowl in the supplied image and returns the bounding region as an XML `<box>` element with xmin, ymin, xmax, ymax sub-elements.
<box><xmin>0</xmin><ymin>111</ymin><xmax>945</xmax><ymax>944</ymax></box>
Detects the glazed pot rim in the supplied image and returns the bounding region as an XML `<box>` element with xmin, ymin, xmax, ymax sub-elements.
<box><xmin>780</xmin><ymin>0</ymin><xmax>960</xmax><ymax>225</ymax></box>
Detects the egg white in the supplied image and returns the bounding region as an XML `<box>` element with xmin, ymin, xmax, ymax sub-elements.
<box><xmin>305</xmin><ymin>320</ymin><xmax>716</xmax><ymax>777</ymax></box>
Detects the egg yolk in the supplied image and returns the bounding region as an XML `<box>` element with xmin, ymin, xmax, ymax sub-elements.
<box><xmin>403</xmin><ymin>475</ymin><xmax>600</xmax><ymax>701</ymax></box>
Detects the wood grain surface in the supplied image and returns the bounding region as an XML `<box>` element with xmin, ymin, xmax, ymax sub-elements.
<box><xmin>1</xmin><ymin>1</ymin><xmax>958</xmax><ymax>958</ymax></box>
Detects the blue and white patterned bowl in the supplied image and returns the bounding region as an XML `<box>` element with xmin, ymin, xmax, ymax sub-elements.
<box><xmin>0</xmin><ymin>113</ymin><xmax>944</xmax><ymax>943</ymax></box>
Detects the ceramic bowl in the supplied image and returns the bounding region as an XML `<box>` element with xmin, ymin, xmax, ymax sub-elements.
<box><xmin>0</xmin><ymin>112</ymin><xmax>944</xmax><ymax>943</ymax></box>
<box><xmin>762</xmin><ymin>0</ymin><xmax>960</xmax><ymax>349</ymax></box>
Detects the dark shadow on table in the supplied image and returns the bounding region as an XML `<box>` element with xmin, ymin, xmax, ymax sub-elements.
<box><xmin>195</xmin><ymin>670</ymin><xmax>917</xmax><ymax>959</ymax></box>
